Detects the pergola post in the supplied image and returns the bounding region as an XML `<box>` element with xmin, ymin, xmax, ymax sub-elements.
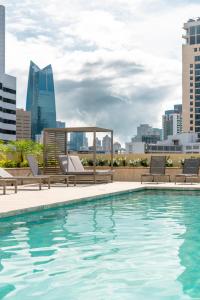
<box><xmin>111</xmin><ymin>130</ymin><xmax>114</xmax><ymax>170</ymax></box>
<box><xmin>93</xmin><ymin>131</ymin><xmax>97</xmax><ymax>184</ymax></box>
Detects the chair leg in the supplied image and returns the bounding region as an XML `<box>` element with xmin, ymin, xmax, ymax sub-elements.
<box><xmin>3</xmin><ymin>182</ymin><xmax>6</xmax><ymax>195</ymax></box>
<box><xmin>39</xmin><ymin>179</ymin><xmax>42</xmax><ymax>190</ymax></box>
<box><xmin>14</xmin><ymin>181</ymin><xmax>17</xmax><ymax>193</ymax></box>
<box><xmin>48</xmin><ymin>178</ymin><xmax>50</xmax><ymax>189</ymax></box>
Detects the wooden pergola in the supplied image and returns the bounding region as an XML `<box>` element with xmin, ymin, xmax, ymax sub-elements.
<box><xmin>43</xmin><ymin>127</ymin><xmax>114</xmax><ymax>179</ymax></box>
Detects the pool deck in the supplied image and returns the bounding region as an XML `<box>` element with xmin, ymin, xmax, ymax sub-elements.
<box><xmin>1</xmin><ymin>181</ymin><xmax>200</xmax><ymax>218</ymax></box>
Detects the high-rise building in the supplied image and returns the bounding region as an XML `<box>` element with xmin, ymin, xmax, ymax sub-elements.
<box><xmin>102</xmin><ymin>135</ymin><xmax>111</xmax><ymax>152</ymax></box>
<box><xmin>183</xmin><ymin>19</ymin><xmax>200</xmax><ymax>138</ymax></box>
<box><xmin>132</xmin><ymin>124</ymin><xmax>162</xmax><ymax>143</ymax></box>
<box><xmin>16</xmin><ymin>109</ymin><xmax>31</xmax><ymax>140</ymax></box>
<box><xmin>0</xmin><ymin>5</ymin><xmax>16</xmax><ymax>141</ymax></box>
<box><xmin>26</xmin><ymin>61</ymin><xmax>56</xmax><ymax>140</ymax></box>
<box><xmin>70</xmin><ymin>132</ymin><xmax>88</xmax><ymax>151</ymax></box>
<box><xmin>162</xmin><ymin>105</ymin><xmax>182</xmax><ymax>140</ymax></box>
<box><xmin>56</xmin><ymin>121</ymin><xmax>65</xmax><ymax>128</ymax></box>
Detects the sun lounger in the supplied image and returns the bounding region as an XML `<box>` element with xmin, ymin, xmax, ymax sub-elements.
<box><xmin>27</xmin><ymin>155</ymin><xmax>76</xmax><ymax>186</ymax></box>
<box><xmin>0</xmin><ymin>167</ymin><xmax>50</xmax><ymax>190</ymax></box>
<box><xmin>59</xmin><ymin>155</ymin><xmax>113</xmax><ymax>183</ymax></box>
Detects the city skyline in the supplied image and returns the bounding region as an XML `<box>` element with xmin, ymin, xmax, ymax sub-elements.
<box><xmin>2</xmin><ymin>1</ymin><xmax>200</xmax><ymax>141</ymax></box>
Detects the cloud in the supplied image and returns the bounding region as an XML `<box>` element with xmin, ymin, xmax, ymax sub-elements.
<box><xmin>2</xmin><ymin>0</ymin><xmax>200</xmax><ymax>142</ymax></box>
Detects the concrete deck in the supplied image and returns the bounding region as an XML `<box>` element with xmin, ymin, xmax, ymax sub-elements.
<box><xmin>1</xmin><ymin>182</ymin><xmax>200</xmax><ymax>218</ymax></box>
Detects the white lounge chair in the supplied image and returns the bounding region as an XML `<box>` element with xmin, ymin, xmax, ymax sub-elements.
<box><xmin>0</xmin><ymin>167</ymin><xmax>50</xmax><ymax>190</ymax></box>
<box><xmin>59</xmin><ymin>155</ymin><xmax>113</xmax><ymax>183</ymax></box>
<box><xmin>27</xmin><ymin>155</ymin><xmax>76</xmax><ymax>187</ymax></box>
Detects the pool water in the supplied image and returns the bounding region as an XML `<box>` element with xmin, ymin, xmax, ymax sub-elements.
<box><xmin>0</xmin><ymin>190</ymin><xmax>200</xmax><ymax>299</ymax></box>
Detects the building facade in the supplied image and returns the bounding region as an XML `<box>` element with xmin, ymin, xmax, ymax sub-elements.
<box><xmin>0</xmin><ymin>6</ymin><xmax>16</xmax><ymax>141</ymax></box>
<box><xmin>183</xmin><ymin>19</ymin><xmax>200</xmax><ymax>138</ymax></box>
<box><xmin>70</xmin><ymin>132</ymin><xmax>88</xmax><ymax>151</ymax></box>
<box><xmin>162</xmin><ymin>105</ymin><xmax>182</xmax><ymax>140</ymax></box>
<box><xmin>56</xmin><ymin>121</ymin><xmax>65</xmax><ymax>128</ymax></box>
<box><xmin>26</xmin><ymin>61</ymin><xmax>56</xmax><ymax>140</ymax></box>
<box><xmin>132</xmin><ymin>124</ymin><xmax>162</xmax><ymax>143</ymax></box>
<box><xmin>102</xmin><ymin>135</ymin><xmax>111</xmax><ymax>153</ymax></box>
<box><xmin>16</xmin><ymin>109</ymin><xmax>31</xmax><ymax>140</ymax></box>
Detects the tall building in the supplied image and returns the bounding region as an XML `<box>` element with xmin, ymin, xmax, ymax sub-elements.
<box><xmin>162</xmin><ymin>105</ymin><xmax>182</xmax><ymax>140</ymax></box>
<box><xmin>70</xmin><ymin>132</ymin><xmax>88</xmax><ymax>151</ymax></box>
<box><xmin>16</xmin><ymin>109</ymin><xmax>31</xmax><ymax>140</ymax></box>
<box><xmin>0</xmin><ymin>5</ymin><xmax>16</xmax><ymax>141</ymax></box>
<box><xmin>56</xmin><ymin>121</ymin><xmax>65</xmax><ymax>128</ymax></box>
<box><xmin>102</xmin><ymin>135</ymin><xmax>111</xmax><ymax>152</ymax></box>
<box><xmin>183</xmin><ymin>19</ymin><xmax>200</xmax><ymax>138</ymax></box>
<box><xmin>132</xmin><ymin>124</ymin><xmax>162</xmax><ymax>144</ymax></box>
<box><xmin>26</xmin><ymin>61</ymin><xmax>56</xmax><ymax>140</ymax></box>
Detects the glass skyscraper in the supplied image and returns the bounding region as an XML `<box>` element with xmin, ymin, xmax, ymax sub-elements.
<box><xmin>26</xmin><ymin>61</ymin><xmax>56</xmax><ymax>140</ymax></box>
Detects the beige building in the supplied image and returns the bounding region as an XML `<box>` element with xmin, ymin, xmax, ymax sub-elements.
<box><xmin>183</xmin><ymin>19</ymin><xmax>200</xmax><ymax>137</ymax></box>
<box><xmin>16</xmin><ymin>109</ymin><xmax>31</xmax><ymax>140</ymax></box>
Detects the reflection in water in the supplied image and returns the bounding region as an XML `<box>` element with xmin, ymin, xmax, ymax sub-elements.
<box><xmin>177</xmin><ymin>200</ymin><xmax>200</xmax><ymax>299</ymax></box>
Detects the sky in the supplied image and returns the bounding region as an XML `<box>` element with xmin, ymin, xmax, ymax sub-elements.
<box><xmin>2</xmin><ymin>0</ymin><xmax>200</xmax><ymax>143</ymax></box>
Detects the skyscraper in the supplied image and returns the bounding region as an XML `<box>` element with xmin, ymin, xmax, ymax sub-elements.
<box><xmin>0</xmin><ymin>5</ymin><xmax>16</xmax><ymax>141</ymax></box>
<box><xmin>70</xmin><ymin>132</ymin><xmax>88</xmax><ymax>151</ymax></box>
<box><xmin>162</xmin><ymin>105</ymin><xmax>182</xmax><ymax>140</ymax></box>
<box><xmin>26</xmin><ymin>61</ymin><xmax>56</xmax><ymax>140</ymax></box>
<box><xmin>183</xmin><ymin>19</ymin><xmax>200</xmax><ymax>138</ymax></box>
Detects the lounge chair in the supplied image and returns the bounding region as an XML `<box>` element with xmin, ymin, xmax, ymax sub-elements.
<box><xmin>0</xmin><ymin>178</ymin><xmax>17</xmax><ymax>195</ymax></box>
<box><xmin>0</xmin><ymin>167</ymin><xmax>50</xmax><ymax>190</ymax></box>
<box><xmin>175</xmin><ymin>158</ymin><xmax>200</xmax><ymax>184</ymax></box>
<box><xmin>59</xmin><ymin>155</ymin><xmax>114</xmax><ymax>183</ymax></box>
<box><xmin>27</xmin><ymin>155</ymin><xmax>76</xmax><ymax>187</ymax></box>
<box><xmin>141</xmin><ymin>156</ymin><xmax>170</xmax><ymax>184</ymax></box>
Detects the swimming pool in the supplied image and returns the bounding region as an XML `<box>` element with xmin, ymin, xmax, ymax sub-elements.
<box><xmin>0</xmin><ymin>190</ymin><xmax>199</xmax><ymax>299</ymax></box>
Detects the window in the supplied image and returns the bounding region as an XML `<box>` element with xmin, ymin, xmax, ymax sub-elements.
<box><xmin>190</xmin><ymin>70</ymin><xmax>194</xmax><ymax>74</ymax></box>
<box><xmin>195</xmin><ymin>70</ymin><xmax>200</xmax><ymax>75</ymax></box>
<box><xmin>195</xmin><ymin>127</ymin><xmax>200</xmax><ymax>132</ymax></box>
<box><xmin>196</xmin><ymin>113</ymin><xmax>200</xmax><ymax>118</ymax></box>
<box><xmin>190</xmin><ymin>26</ymin><xmax>196</xmax><ymax>35</ymax></box>
<box><xmin>190</xmin><ymin>82</ymin><xmax>194</xmax><ymax>87</ymax></box>
<box><xmin>196</xmin><ymin>89</ymin><xmax>200</xmax><ymax>94</ymax></box>
<box><xmin>196</xmin><ymin>108</ymin><xmax>200</xmax><ymax>113</ymax></box>
<box><xmin>197</xmin><ymin>35</ymin><xmax>200</xmax><ymax>44</ymax></box>
<box><xmin>195</xmin><ymin>76</ymin><xmax>200</xmax><ymax>81</ymax></box>
<box><xmin>194</xmin><ymin>48</ymin><xmax>198</xmax><ymax>52</ymax></box>
<box><xmin>196</xmin><ymin>95</ymin><xmax>200</xmax><ymax>100</ymax></box>
<box><xmin>2</xmin><ymin>98</ymin><xmax>16</xmax><ymax>105</ymax></box>
<box><xmin>195</xmin><ymin>56</ymin><xmax>200</xmax><ymax>61</ymax></box>
<box><xmin>196</xmin><ymin>82</ymin><xmax>200</xmax><ymax>87</ymax></box>
<box><xmin>196</xmin><ymin>121</ymin><xmax>200</xmax><ymax>126</ymax></box>
<box><xmin>190</xmin><ymin>114</ymin><xmax>193</xmax><ymax>118</ymax></box>
<box><xmin>190</xmin><ymin>127</ymin><xmax>193</xmax><ymax>131</ymax></box>
<box><xmin>190</xmin><ymin>95</ymin><xmax>193</xmax><ymax>99</ymax></box>
<box><xmin>190</xmin><ymin>36</ymin><xmax>196</xmax><ymax>44</ymax></box>
<box><xmin>3</xmin><ymin>87</ymin><xmax>16</xmax><ymax>95</ymax></box>
<box><xmin>190</xmin><ymin>64</ymin><xmax>193</xmax><ymax>68</ymax></box>
<box><xmin>190</xmin><ymin>108</ymin><xmax>193</xmax><ymax>112</ymax></box>
<box><xmin>190</xmin><ymin>89</ymin><xmax>193</xmax><ymax>93</ymax></box>
<box><xmin>195</xmin><ymin>101</ymin><xmax>200</xmax><ymax>107</ymax></box>
<box><xmin>190</xmin><ymin>101</ymin><xmax>193</xmax><ymax>105</ymax></box>
<box><xmin>195</xmin><ymin>64</ymin><xmax>200</xmax><ymax>69</ymax></box>
<box><xmin>190</xmin><ymin>120</ymin><xmax>194</xmax><ymax>124</ymax></box>
<box><xmin>190</xmin><ymin>76</ymin><xmax>193</xmax><ymax>80</ymax></box>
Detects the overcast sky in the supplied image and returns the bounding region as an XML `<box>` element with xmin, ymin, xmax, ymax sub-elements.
<box><xmin>2</xmin><ymin>0</ymin><xmax>200</xmax><ymax>142</ymax></box>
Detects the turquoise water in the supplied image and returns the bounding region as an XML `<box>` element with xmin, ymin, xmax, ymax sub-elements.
<box><xmin>0</xmin><ymin>190</ymin><xmax>200</xmax><ymax>299</ymax></box>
